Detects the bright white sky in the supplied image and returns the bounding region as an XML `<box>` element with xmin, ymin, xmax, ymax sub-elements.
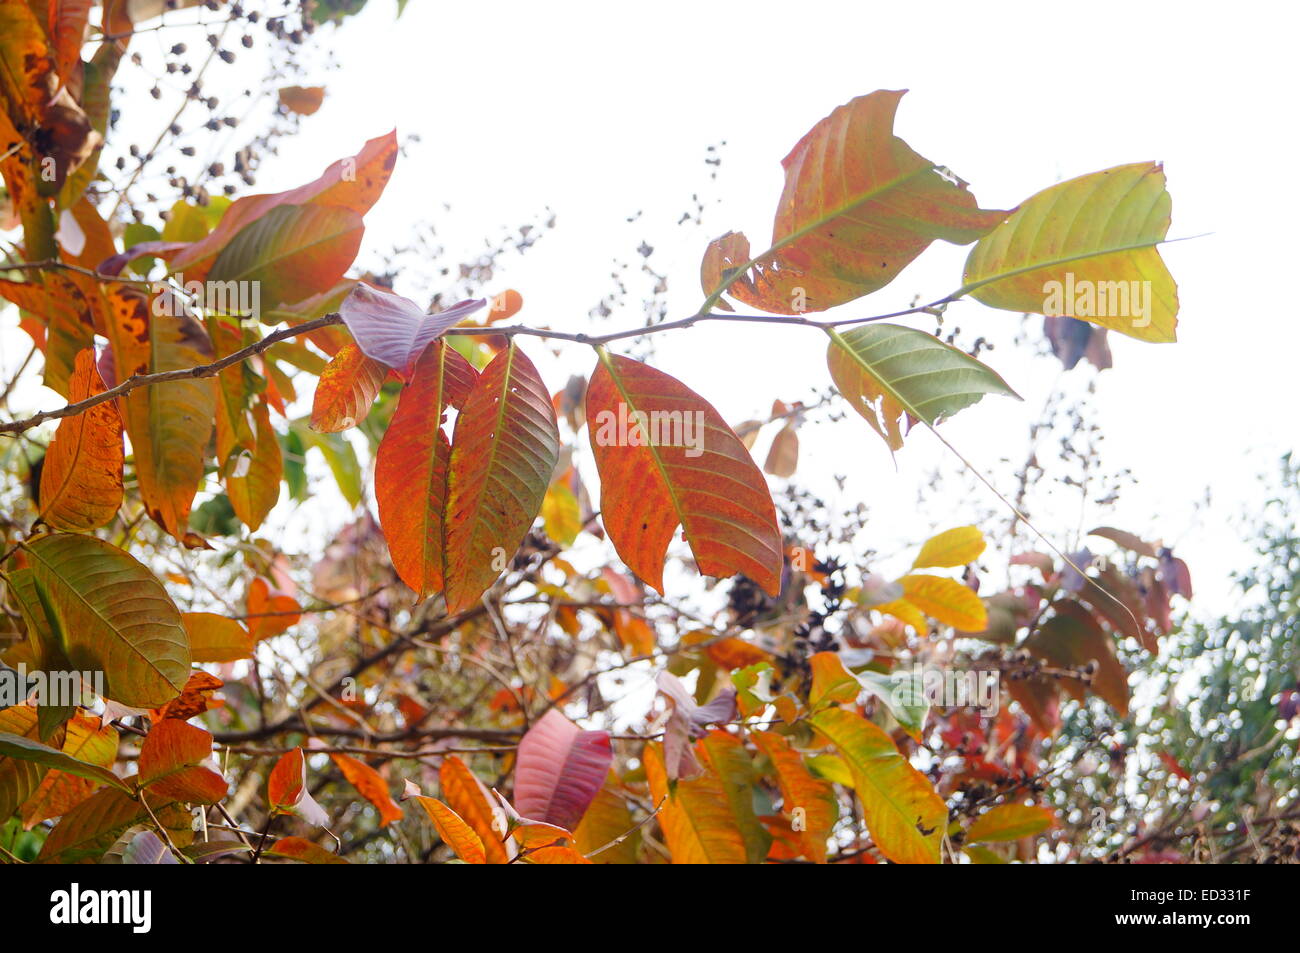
<box><xmin>7</xmin><ymin>0</ymin><xmax>1299</xmax><ymax>622</ymax></box>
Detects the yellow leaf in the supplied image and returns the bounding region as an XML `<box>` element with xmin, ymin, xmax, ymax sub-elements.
<box><xmin>414</xmin><ymin>797</ymin><xmax>485</xmax><ymax>863</ymax></box>
<box><xmin>966</xmin><ymin>803</ymin><xmax>1055</xmax><ymax>843</ymax></box>
<box><xmin>912</xmin><ymin>526</ymin><xmax>986</xmax><ymax>569</ymax></box>
<box><xmin>898</xmin><ymin>574</ymin><xmax>988</xmax><ymax>632</ymax></box>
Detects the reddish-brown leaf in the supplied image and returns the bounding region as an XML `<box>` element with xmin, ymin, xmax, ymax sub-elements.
<box><xmin>585</xmin><ymin>352</ymin><xmax>781</xmax><ymax>595</ymax></box>
<box><xmin>375</xmin><ymin>341</ymin><xmax>476</xmax><ymax>600</ymax></box>
<box><xmin>443</xmin><ymin>342</ymin><xmax>559</xmax><ymax>613</ymax></box>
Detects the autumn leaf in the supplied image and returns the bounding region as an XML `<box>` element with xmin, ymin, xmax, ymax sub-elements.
<box><xmin>278</xmin><ymin>85</ymin><xmax>326</xmax><ymax>115</ymax></box>
<box><xmin>267</xmin><ymin>747</ymin><xmax>328</xmax><ymax>826</ymax></box>
<box><xmin>644</xmin><ymin>741</ymin><xmax>749</xmax><ymax>864</ymax></box>
<box><xmin>38</xmin><ymin>349</ymin><xmax>124</xmax><ymax>531</ymax></box>
<box><xmin>966</xmin><ymin>803</ymin><xmax>1055</xmax><ymax>843</ymax></box>
<box><xmin>439</xmin><ymin>755</ymin><xmax>512</xmax><ymax>864</ymax></box>
<box><xmin>311</xmin><ymin>342</ymin><xmax>389</xmax><ymax>432</ymax></box>
<box><xmin>415</xmin><ymin>796</ymin><xmax>486</xmax><ymax>863</ymax></box>
<box><xmin>443</xmin><ymin>341</ymin><xmax>559</xmax><ymax>613</ymax></box>
<box><xmin>245</xmin><ymin>577</ymin><xmax>300</xmax><ymax>640</ymax></box>
<box><xmin>339</xmin><ymin>283</ymin><xmax>485</xmax><ymax>381</ymax></box>
<box><xmin>752</xmin><ymin>730</ymin><xmax>838</xmax><ymax>864</ymax></box>
<box><xmin>513</xmin><ymin>709</ymin><xmax>612</xmax><ymax>831</ymax></box>
<box><xmin>701</xmin><ymin>90</ymin><xmax>1008</xmax><ymax>314</ymax></box>
<box><xmin>913</xmin><ymin>526</ymin><xmax>986</xmax><ymax>570</ymax></box>
<box><xmin>586</xmin><ymin>351</ymin><xmax>782</xmax><ymax>595</ymax></box>
<box><xmin>20</xmin><ymin>533</ymin><xmax>190</xmax><ymax>708</ymax></box>
<box><xmin>809</xmin><ymin>708</ymin><xmax>947</xmax><ymax>865</ymax></box>
<box><xmin>330</xmin><ymin>753</ymin><xmax>403</xmax><ymax>826</ymax></box>
<box><xmin>137</xmin><ymin>719</ymin><xmax>227</xmax><ymax>804</ymax></box>
<box><xmin>963</xmin><ymin>162</ymin><xmax>1178</xmax><ymax>342</ymax></box>
<box><xmin>896</xmin><ymin>573</ymin><xmax>988</xmax><ymax>632</ymax></box>
<box><xmin>375</xmin><ymin>341</ymin><xmax>477</xmax><ymax>600</ymax></box>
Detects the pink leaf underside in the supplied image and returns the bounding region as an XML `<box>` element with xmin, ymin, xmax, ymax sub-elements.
<box><xmin>513</xmin><ymin>709</ymin><xmax>612</xmax><ymax>831</ymax></box>
<box><xmin>339</xmin><ymin>283</ymin><xmax>485</xmax><ymax>380</ymax></box>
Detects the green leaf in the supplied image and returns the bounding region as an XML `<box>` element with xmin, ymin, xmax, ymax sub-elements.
<box><xmin>0</xmin><ymin>731</ymin><xmax>130</xmax><ymax>793</ymax></box>
<box><xmin>966</xmin><ymin>803</ymin><xmax>1055</xmax><ymax>843</ymax></box>
<box><xmin>826</xmin><ymin>324</ymin><xmax>1020</xmax><ymax>451</ymax></box>
<box><xmin>20</xmin><ymin>534</ymin><xmax>190</xmax><ymax>708</ymax></box>
<box><xmin>962</xmin><ymin>162</ymin><xmax>1178</xmax><ymax>342</ymax></box>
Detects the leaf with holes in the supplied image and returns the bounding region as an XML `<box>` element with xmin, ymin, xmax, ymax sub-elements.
<box><xmin>586</xmin><ymin>352</ymin><xmax>781</xmax><ymax>595</ymax></box>
<box><xmin>38</xmin><ymin>349</ymin><xmax>123</xmax><ymax>531</ymax></box>
<box><xmin>701</xmin><ymin>90</ymin><xmax>1008</xmax><ymax>314</ymax></box>
<box><xmin>827</xmin><ymin>324</ymin><xmax>1019</xmax><ymax>451</ymax></box>
<box><xmin>375</xmin><ymin>341</ymin><xmax>477</xmax><ymax>601</ymax></box>
<box><xmin>311</xmin><ymin>343</ymin><xmax>389</xmax><ymax>432</ymax></box>
<box><xmin>443</xmin><ymin>342</ymin><xmax>559</xmax><ymax>613</ymax></box>
<box><xmin>963</xmin><ymin>162</ymin><xmax>1178</xmax><ymax>342</ymax></box>
<box><xmin>20</xmin><ymin>534</ymin><xmax>189</xmax><ymax>708</ymax></box>
<box><xmin>104</xmin><ymin>286</ymin><xmax>215</xmax><ymax>543</ymax></box>
<box><xmin>513</xmin><ymin>709</ymin><xmax>612</xmax><ymax>832</ymax></box>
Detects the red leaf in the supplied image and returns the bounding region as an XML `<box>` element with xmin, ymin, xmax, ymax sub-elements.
<box><xmin>137</xmin><ymin>720</ymin><xmax>227</xmax><ymax>804</ymax></box>
<box><xmin>513</xmin><ymin>710</ymin><xmax>612</xmax><ymax>831</ymax></box>
<box><xmin>267</xmin><ymin>747</ymin><xmax>328</xmax><ymax>826</ymax></box>
<box><xmin>375</xmin><ymin>341</ymin><xmax>477</xmax><ymax>600</ymax></box>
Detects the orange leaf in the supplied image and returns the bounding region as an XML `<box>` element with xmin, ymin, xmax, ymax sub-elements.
<box><xmin>439</xmin><ymin>755</ymin><xmax>511</xmax><ymax>863</ymax></box>
<box><xmin>182</xmin><ymin>612</ymin><xmax>253</xmax><ymax>664</ymax></box>
<box><xmin>246</xmin><ymin>577</ymin><xmax>300</xmax><ymax>640</ymax></box>
<box><xmin>278</xmin><ymin>85</ymin><xmax>325</xmax><ymax>116</ymax></box>
<box><xmin>644</xmin><ymin>741</ymin><xmax>749</xmax><ymax>864</ymax></box>
<box><xmin>585</xmin><ymin>352</ymin><xmax>781</xmax><ymax>595</ymax></box>
<box><xmin>752</xmin><ymin>730</ymin><xmax>838</xmax><ymax>863</ymax></box>
<box><xmin>168</xmin><ymin>131</ymin><xmax>398</xmax><ymax>282</ymax></box>
<box><xmin>138</xmin><ymin>720</ymin><xmax>227</xmax><ymax>804</ymax></box>
<box><xmin>415</xmin><ymin>796</ymin><xmax>486</xmax><ymax>863</ymax></box>
<box><xmin>702</xmin><ymin>90</ymin><xmax>1007</xmax><ymax>314</ymax></box>
<box><xmin>375</xmin><ymin>341</ymin><xmax>476</xmax><ymax>600</ymax></box>
<box><xmin>311</xmin><ymin>342</ymin><xmax>389</xmax><ymax>432</ymax></box>
<box><xmin>38</xmin><ymin>349</ymin><xmax>123</xmax><ymax>530</ymax></box>
<box><xmin>330</xmin><ymin>753</ymin><xmax>402</xmax><ymax>827</ymax></box>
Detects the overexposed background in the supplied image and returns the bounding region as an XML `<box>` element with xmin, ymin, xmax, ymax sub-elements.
<box><xmin>6</xmin><ymin>0</ymin><xmax>1298</xmax><ymax>621</ymax></box>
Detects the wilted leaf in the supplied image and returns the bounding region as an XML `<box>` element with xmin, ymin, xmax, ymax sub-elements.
<box><xmin>339</xmin><ymin>283</ymin><xmax>485</xmax><ymax>381</ymax></box>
